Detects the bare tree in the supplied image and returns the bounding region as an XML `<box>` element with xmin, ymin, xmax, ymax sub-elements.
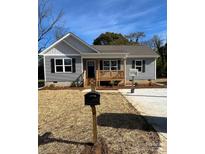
<box><xmin>141</xmin><ymin>35</ymin><xmax>166</xmax><ymax>63</ymax></box>
<box><xmin>142</xmin><ymin>35</ymin><xmax>163</xmax><ymax>51</ymax></box>
<box><xmin>38</xmin><ymin>0</ymin><xmax>64</xmax><ymax>52</ymax></box>
<box><xmin>142</xmin><ymin>35</ymin><xmax>167</xmax><ymax>77</ymax></box>
<box><xmin>151</xmin><ymin>35</ymin><xmax>162</xmax><ymax>51</ymax></box>
<box><xmin>151</xmin><ymin>35</ymin><xmax>166</xmax><ymax>65</ymax></box>
<box><xmin>141</xmin><ymin>39</ymin><xmax>154</xmax><ymax>48</ymax></box>
<box><xmin>125</xmin><ymin>32</ymin><xmax>145</xmax><ymax>43</ymax></box>
<box><xmin>54</xmin><ymin>26</ymin><xmax>68</xmax><ymax>40</ymax></box>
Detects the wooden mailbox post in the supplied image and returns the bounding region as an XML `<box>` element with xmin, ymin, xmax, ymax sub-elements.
<box><xmin>84</xmin><ymin>81</ymin><xmax>100</xmax><ymax>144</ymax></box>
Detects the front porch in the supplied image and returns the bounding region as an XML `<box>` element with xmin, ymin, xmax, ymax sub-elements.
<box><xmin>83</xmin><ymin>58</ymin><xmax>126</xmax><ymax>87</ymax></box>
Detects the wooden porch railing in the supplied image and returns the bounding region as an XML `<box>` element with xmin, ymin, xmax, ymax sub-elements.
<box><xmin>98</xmin><ymin>70</ymin><xmax>124</xmax><ymax>80</ymax></box>
<box><xmin>83</xmin><ymin>70</ymin><xmax>86</xmax><ymax>87</ymax></box>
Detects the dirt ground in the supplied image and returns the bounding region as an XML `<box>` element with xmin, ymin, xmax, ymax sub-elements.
<box><xmin>39</xmin><ymin>90</ymin><xmax>160</xmax><ymax>154</ymax></box>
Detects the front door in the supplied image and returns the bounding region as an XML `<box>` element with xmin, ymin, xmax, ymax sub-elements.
<box><xmin>87</xmin><ymin>60</ymin><xmax>95</xmax><ymax>79</ymax></box>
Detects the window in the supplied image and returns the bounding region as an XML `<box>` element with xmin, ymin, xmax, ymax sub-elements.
<box><xmin>55</xmin><ymin>59</ymin><xmax>63</xmax><ymax>72</ymax></box>
<box><xmin>55</xmin><ymin>58</ymin><xmax>72</xmax><ymax>73</ymax></box>
<box><xmin>103</xmin><ymin>60</ymin><xmax>110</xmax><ymax>70</ymax></box>
<box><xmin>64</xmin><ymin>59</ymin><xmax>72</xmax><ymax>72</ymax></box>
<box><xmin>111</xmin><ymin>60</ymin><xmax>118</xmax><ymax>70</ymax></box>
<box><xmin>135</xmin><ymin>60</ymin><xmax>142</xmax><ymax>72</ymax></box>
<box><xmin>103</xmin><ymin>60</ymin><xmax>118</xmax><ymax>70</ymax></box>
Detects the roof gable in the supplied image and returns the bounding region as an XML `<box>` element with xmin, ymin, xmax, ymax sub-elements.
<box><xmin>39</xmin><ymin>32</ymin><xmax>99</xmax><ymax>55</ymax></box>
<box><xmin>45</xmin><ymin>41</ymin><xmax>81</xmax><ymax>55</ymax></box>
<box><xmin>64</xmin><ymin>34</ymin><xmax>99</xmax><ymax>53</ymax></box>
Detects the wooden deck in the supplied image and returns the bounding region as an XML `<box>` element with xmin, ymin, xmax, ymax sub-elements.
<box><xmin>83</xmin><ymin>59</ymin><xmax>126</xmax><ymax>87</ymax></box>
<box><xmin>98</xmin><ymin>70</ymin><xmax>124</xmax><ymax>80</ymax></box>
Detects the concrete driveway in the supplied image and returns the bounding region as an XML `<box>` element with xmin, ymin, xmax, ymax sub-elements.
<box><xmin>119</xmin><ymin>88</ymin><xmax>167</xmax><ymax>153</ymax></box>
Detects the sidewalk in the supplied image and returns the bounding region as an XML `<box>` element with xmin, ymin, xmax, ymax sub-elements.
<box><xmin>119</xmin><ymin>88</ymin><xmax>167</xmax><ymax>154</ymax></box>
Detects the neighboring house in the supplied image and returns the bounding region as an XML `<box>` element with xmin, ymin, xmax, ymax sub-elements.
<box><xmin>39</xmin><ymin>32</ymin><xmax>159</xmax><ymax>87</ymax></box>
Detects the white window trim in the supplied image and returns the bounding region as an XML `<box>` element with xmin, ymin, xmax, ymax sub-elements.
<box><xmin>103</xmin><ymin>60</ymin><xmax>110</xmax><ymax>70</ymax></box>
<box><xmin>55</xmin><ymin>59</ymin><xmax>63</xmax><ymax>73</ymax></box>
<box><xmin>54</xmin><ymin>58</ymin><xmax>72</xmax><ymax>73</ymax></box>
<box><xmin>103</xmin><ymin>60</ymin><xmax>119</xmax><ymax>71</ymax></box>
<box><xmin>110</xmin><ymin>60</ymin><xmax>118</xmax><ymax>70</ymax></box>
<box><xmin>135</xmin><ymin>60</ymin><xmax>142</xmax><ymax>73</ymax></box>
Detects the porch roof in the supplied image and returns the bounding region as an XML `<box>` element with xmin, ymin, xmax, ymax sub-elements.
<box><xmin>81</xmin><ymin>53</ymin><xmax>128</xmax><ymax>59</ymax></box>
<box><xmin>91</xmin><ymin>45</ymin><xmax>159</xmax><ymax>58</ymax></box>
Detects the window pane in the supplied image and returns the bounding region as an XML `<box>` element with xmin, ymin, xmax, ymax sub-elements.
<box><xmin>56</xmin><ymin>59</ymin><xmax>63</xmax><ymax>65</ymax></box>
<box><xmin>136</xmin><ymin>67</ymin><xmax>141</xmax><ymax>72</ymax></box>
<box><xmin>64</xmin><ymin>59</ymin><xmax>71</xmax><ymax>65</ymax></box>
<box><xmin>104</xmin><ymin>66</ymin><xmax>110</xmax><ymax>70</ymax></box>
<box><xmin>103</xmin><ymin>61</ymin><xmax>110</xmax><ymax>67</ymax></box>
<box><xmin>65</xmin><ymin>66</ymin><xmax>72</xmax><ymax>72</ymax></box>
<box><xmin>56</xmin><ymin>66</ymin><xmax>63</xmax><ymax>72</ymax></box>
<box><xmin>111</xmin><ymin>66</ymin><xmax>117</xmax><ymax>70</ymax></box>
<box><xmin>136</xmin><ymin>61</ymin><xmax>142</xmax><ymax>66</ymax></box>
<box><xmin>111</xmin><ymin>61</ymin><xmax>117</xmax><ymax>66</ymax></box>
<box><xmin>87</xmin><ymin>61</ymin><xmax>94</xmax><ymax>66</ymax></box>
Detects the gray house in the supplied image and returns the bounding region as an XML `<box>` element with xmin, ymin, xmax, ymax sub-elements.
<box><xmin>39</xmin><ymin>32</ymin><xmax>159</xmax><ymax>87</ymax></box>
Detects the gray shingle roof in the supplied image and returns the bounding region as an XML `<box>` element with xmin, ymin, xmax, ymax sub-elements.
<box><xmin>91</xmin><ymin>45</ymin><xmax>159</xmax><ymax>57</ymax></box>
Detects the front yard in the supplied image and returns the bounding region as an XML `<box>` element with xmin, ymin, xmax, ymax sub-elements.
<box><xmin>39</xmin><ymin>90</ymin><xmax>160</xmax><ymax>154</ymax></box>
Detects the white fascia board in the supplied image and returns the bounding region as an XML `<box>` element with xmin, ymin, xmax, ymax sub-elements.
<box><xmin>81</xmin><ymin>53</ymin><xmax>128</xmax><ymax>55</ymax></box>
<box><xmin>39</xmin><ymin>33</ymin><xmax>71</xmax><ymax>55</ymax></box>
<box><xmin>127</xmin><ymin>55</ymin><xmax>159</xmax><ymax>58</ymax></box>
<box><xmin>81</xmin><ymin>53</ymin><xmax>128</xmax><ymax>59</ymax></box>
<box><xmin>44</xmin><ymin>54</ymin><xmax>80</xmax><ymax>56</ymax></box>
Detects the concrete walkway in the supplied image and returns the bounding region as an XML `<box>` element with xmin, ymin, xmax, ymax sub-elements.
<box><xmin>119</xmin><ymin>88</ymin><xmax>167</xmax><ymax>154</ymax></box>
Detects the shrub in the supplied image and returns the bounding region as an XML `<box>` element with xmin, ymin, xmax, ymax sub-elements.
<box><xmin>157</xmin><ymin>59</ymin><xmax>167</xmax><ymax>78</ymax></box>
<box><xmin>38</xmin><ymin>80</ymin><xmax>45</xmax><ymax>88</ymax></box>
<box><xmin>49</xmin><ymin>84</ymin><xmax>55</xmax><ymax>88</ymax></box>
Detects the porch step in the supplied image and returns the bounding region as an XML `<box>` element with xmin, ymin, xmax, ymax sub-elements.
<box><xmin>86</xmin><ymin>78</ymin><xmax>96</xmax><ymax>86</ymax></box>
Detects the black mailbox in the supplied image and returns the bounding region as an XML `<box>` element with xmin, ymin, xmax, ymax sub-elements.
<box><xmin>84</xmin><ymin>91</ymin><xmax>100</xmax><ymax>106</ymax></box>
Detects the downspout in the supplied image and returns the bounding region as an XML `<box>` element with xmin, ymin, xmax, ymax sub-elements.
<box><xmin>43</xmin><ymin>55</ymin><xmax>46</xmax><ymax>83</ymax></box>
<box><xmin>155</xmin><ymin>58</ymin><xmax>157</xmax><ymax>80</ymax></box>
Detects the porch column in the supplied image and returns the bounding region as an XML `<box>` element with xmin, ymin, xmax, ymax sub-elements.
<box><xmin>83</xmin><ymin>70</ymin><xmax>86</xmax><ymax>87</ymax></box>
<box><xmin>96</xmin><ymin>59</ymin><xmax>100</xmax><ymax>87</ymax></box>
<box><xmin>123</xmin><ymin>58</ymin><xmax>126</xmax><ymax>86</ymax></box>
<box><xmin>96</xmin><ymin>59</ymin><xmax>98</xmax><ymax>85</ymax></box>
<box><xmin>83</xmin><ymin>59</ymin><xmax>87</xmax><ymax>87</ymax></box>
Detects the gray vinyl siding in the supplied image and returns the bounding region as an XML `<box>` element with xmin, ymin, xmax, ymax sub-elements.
<box><xmin>46</xmin><ymin>42</ymin><xmax>80</xmax><ymax>55</ymax></box>
<box><xmin>126</xmin><ymin>58</ymin><xmax>156</xmax><ymax>80</ymax></box>
<box><xmin>64</xmin><ymin>35</ymin><xmax>97</xmax><ymax>53</ymax></box>
<box><xmin>45</xmin><ymin>55</ymin><xmax>82</xmax><ymax>82</ymax></box>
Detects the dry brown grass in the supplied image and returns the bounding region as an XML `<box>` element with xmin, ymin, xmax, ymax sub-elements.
<box><xmin>39</xmin><ymin>90</ymin><xmax>160</xmax><ymax>154</ymax></box>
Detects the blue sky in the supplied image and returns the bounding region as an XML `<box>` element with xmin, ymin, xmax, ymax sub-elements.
<box><xmin>50</xmin><ymin>0</ymin><xmax>167</xmax><ymax>44</ymax></box>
